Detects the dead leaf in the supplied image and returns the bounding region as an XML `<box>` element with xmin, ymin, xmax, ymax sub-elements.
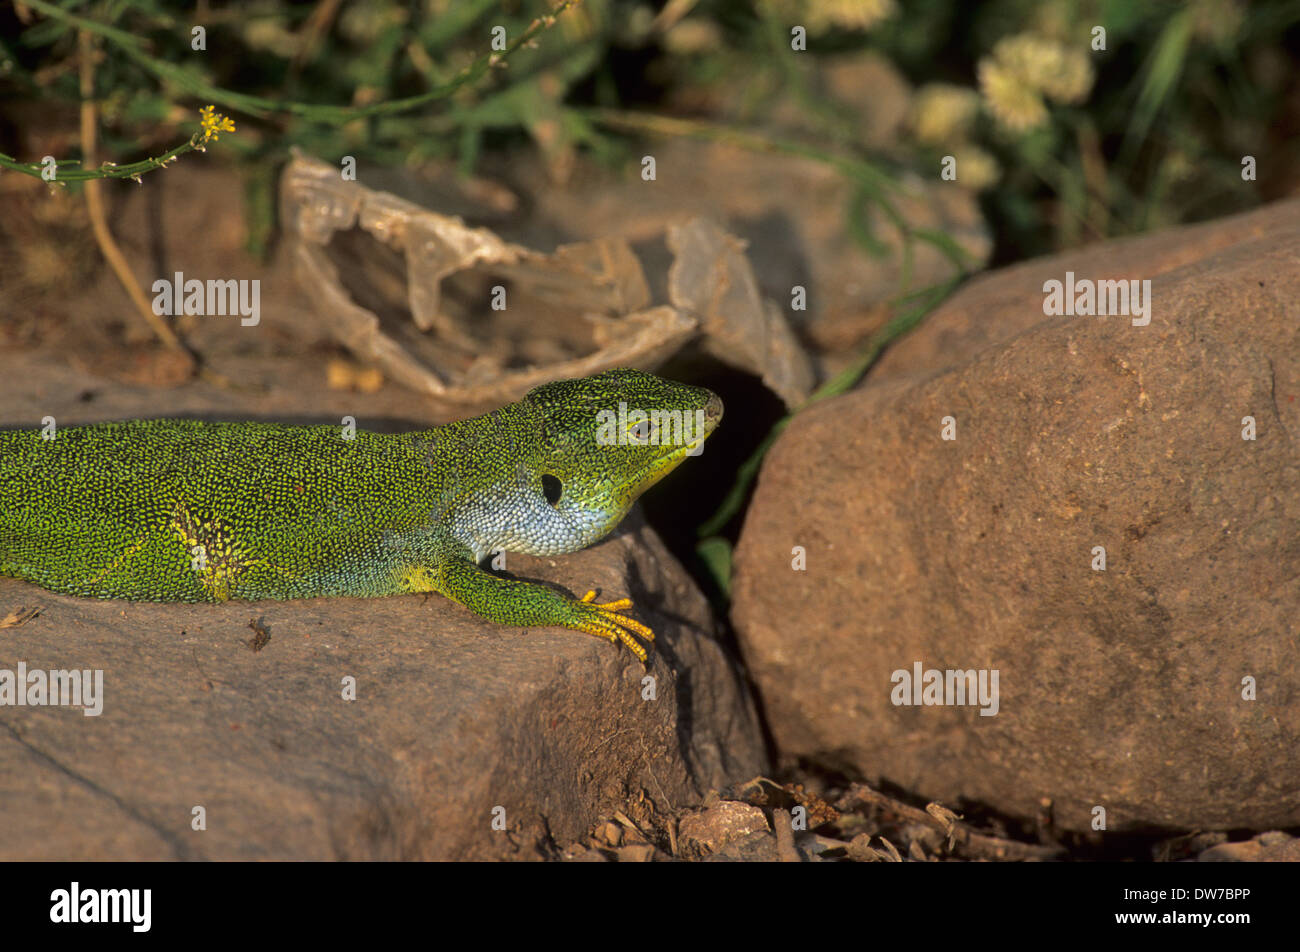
<box><xmin>280</xmin><ymin>152</ymin><xmax>697</xmax><ymax>406</ymax></box>
<box><xmin>0</xmin><ymin>606</ymin><xmax>43</xmax><ymax>629</ymax></box>
<box><xmin>243</xmin><ymin>617</ymin><xmax>271</xmax><ymax>652</ymax></box>
<box><xmin>668</xmin><ymin>217</ymin><xmax>814</xmax><ymax>408</ymax></box>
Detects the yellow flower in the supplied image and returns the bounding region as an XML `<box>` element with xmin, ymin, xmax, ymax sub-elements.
<box><xmin>992</xmin><ymin>34</ymin><xmax>1061</xmax><ymax>90</ymax></box>
<box><xmin>977</xmin><ymin>59</ymin><xmax>1048</xmax><ymax>133</ymax></box>
<box><xmin>991</xmin><ymin>32</ymin><xmax>1094</xmax><ymax>105</ymax></box>
<box><xmin>912</xmin><ymin>83</ymin><xmax>981</xmax><ymax>145</ymax></box>
<box><xmin>1039</xmin><ymin>46</ymin><xmax>1094</xmax><ymax>105</ymax></box>
<box><xmin>199</xmin><ymin>105</ymin><xmax>236</xmax><ymax>142</ymax></box>
<box><xmin>766</xmin><ymin>0</ymin><xmax>896</xmax><ymax>32</ymax></box>
<box><xmin>951</xmin><ymin>146</ymin><xmax>1000</xmax><ymax>191</ymax></box>
<box><xmin>806</xmin><ymin>0</ymin><xmax>896</xmax><ymax>31</ymax></box>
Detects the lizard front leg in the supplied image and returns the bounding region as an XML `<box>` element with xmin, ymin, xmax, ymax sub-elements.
<box><xmin>428</xmin><ymin>554</ymin><xmax>654</xmax><ymax>662</ymax></box>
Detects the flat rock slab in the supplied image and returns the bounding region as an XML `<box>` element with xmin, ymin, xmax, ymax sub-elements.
<box><xmin>732</xmin><ymin>199</ymin><xmax>1300</xmax><ymax>833</ymax></box>
<box><xmin>0</xmin><ymin>517</ymin><xmax>763</xmax><ymax>859</ymax></box>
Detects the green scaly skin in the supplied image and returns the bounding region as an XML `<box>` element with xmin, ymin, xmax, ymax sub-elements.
<box><xmin>0</xmin><ymin>368</ymin><xmax>722</xmax><ymax>661</ymax></box>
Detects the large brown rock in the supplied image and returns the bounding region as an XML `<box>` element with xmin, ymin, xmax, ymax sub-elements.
<box><xmin>731</xmin><ymin>199</ymin><xmax>1300</xmax><ymax>833</ymax></box>
<box><xmin>872</xmin><ymin>201</ymin><xmax>1297</xmax><ymax>384</ymax></box>
<box><xmin>0</xmin><ymin>355</ymin><xmax>765</xmax><ymax>860</ymax></box>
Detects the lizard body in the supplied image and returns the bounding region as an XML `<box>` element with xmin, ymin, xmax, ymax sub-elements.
<box><xmin>0</xmin><ymin>368</ymin><xmax>722</xmax><ymax>660</ymax></box>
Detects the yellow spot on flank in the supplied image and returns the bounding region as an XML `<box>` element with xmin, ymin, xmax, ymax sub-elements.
<box><xmin>398</xmin><ymin>565</ymin><xmax>438</xmax><ymax>593</ymax></box>
<box><xmin>171</xmin><ymin>503</ymin><xmax>251</xmax><ymax>601</ymax></box>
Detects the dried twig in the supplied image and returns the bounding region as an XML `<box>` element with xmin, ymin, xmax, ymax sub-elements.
<box><xmin>772</xmin><ymin>808</ymin><xmax>801</xmax><ymax>863</ymax></box>
<box><xmin>78</xmin><ymin>30</ymin><xmax>192</xmax><ymax>362</ymax></box>
<box><xmin>838</xmin><ymin>782</ymin><xmax>1065</xmax><ymax>862</ymax></box>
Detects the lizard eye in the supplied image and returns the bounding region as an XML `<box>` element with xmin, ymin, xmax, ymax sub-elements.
<box><xmin>541</xmin><ymin>474</ymin><xmax>563</xmax><ymax>506</ymax></box>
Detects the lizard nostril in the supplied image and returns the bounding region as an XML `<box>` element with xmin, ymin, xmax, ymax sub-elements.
<box><xmin>541</xmin><ymin>474</ymin><xmax>563</xmax><ymax>506</ymax></box>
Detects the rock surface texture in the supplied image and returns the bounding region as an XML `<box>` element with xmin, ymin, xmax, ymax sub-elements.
<box><xmin>732</xmin><ymin>200</ymin><xmax>1300</xmax><ymax>833</ymax></box>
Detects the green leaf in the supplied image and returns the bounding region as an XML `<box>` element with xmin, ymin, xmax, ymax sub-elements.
<box><xmin>695</xmin><ymin>537</ymin><xmax>733</xmax><ymax>598</ymax></box>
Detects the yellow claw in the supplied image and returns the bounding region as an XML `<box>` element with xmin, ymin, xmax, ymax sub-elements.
<box><xmin>575</xmin><ymin>590</ymin><xmax>655</xmax><ymax>662</ymax></box>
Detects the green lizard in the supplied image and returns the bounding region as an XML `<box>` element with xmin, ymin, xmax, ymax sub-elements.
<box><xmin>0</xmin><ymin>368</ymin><xmax>722</xmax><ymax>661</ymax></box>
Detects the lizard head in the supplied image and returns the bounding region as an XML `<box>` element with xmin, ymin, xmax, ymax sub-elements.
<box><xmin>522</xmin><ymin>367</ymin><xmax>723</xmax><ymax>547</ymax></box>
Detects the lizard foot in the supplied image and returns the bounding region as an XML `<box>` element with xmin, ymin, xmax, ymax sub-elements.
<box><xmin>570</xmin><ymin>589</ymin><xmax>655</xmax><ymax>662</ymax></box>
